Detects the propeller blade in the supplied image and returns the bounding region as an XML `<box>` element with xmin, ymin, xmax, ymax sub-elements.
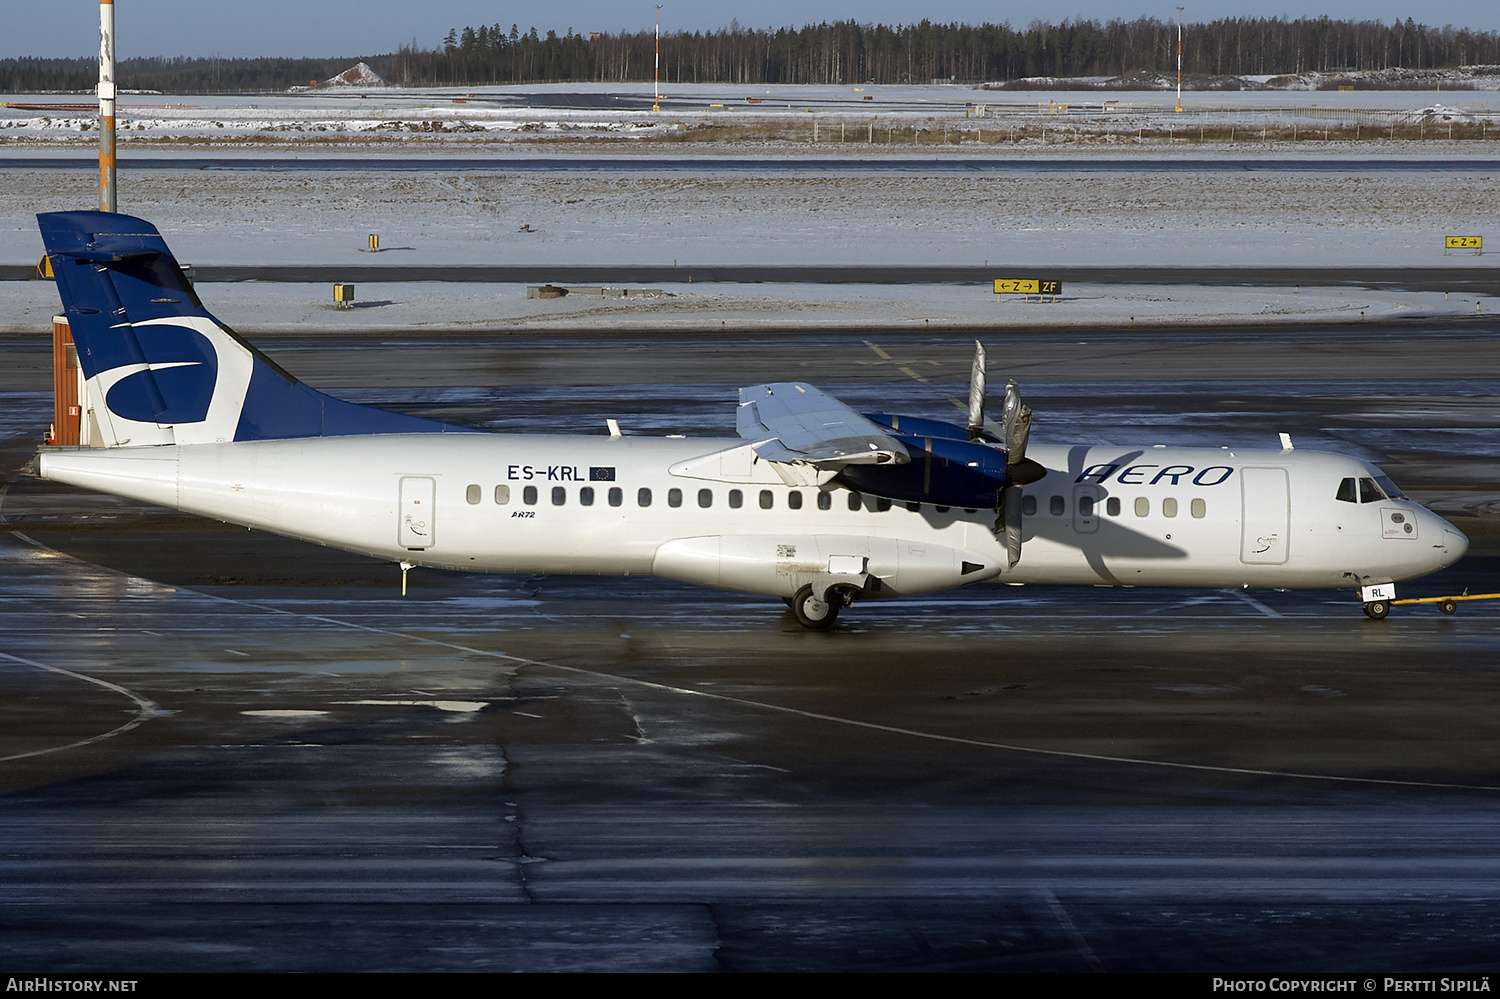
<box><xmin>1002</xmin><ymin>484</ymin><xmax>1024</xmax><ymax>568</ymax></box>
<box><xmin>966</xmin><ymin>341</ymin><xmax>986</xmax><ymax>441</ymax></box>
<box><xmin>996</xmin><ymin>384</ymin><xmax>1037</xmax><ymax>571</ymax></box>
<box><xmin>1001</xmin><ymin>380</ymin><xmax>1031</xmax><ymax>465</ymax></box>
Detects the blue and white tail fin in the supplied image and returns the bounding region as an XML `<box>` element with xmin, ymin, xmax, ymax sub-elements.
<box><xmin>38</xmin><ymin>211</ymin><xmax>470</xmax><ymax>448</ymax></box>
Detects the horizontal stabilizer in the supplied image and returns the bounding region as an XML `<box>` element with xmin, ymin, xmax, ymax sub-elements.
<box><xmin>737</xmin><ymin>382</ymin><xmax>908</xmax><ymax>467</ymax></box>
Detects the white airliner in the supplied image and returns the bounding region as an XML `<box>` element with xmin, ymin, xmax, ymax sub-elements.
<box><xmin>34</xmin><ymin>211</ymin><xmax>1466</xmax><ymax>626</ymax></box>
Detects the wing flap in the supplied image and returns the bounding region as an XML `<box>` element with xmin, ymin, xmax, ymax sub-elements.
<box><xmin>737</xmin><ymin>383</ymin><xmax>908</xmax><ymax>467</ymax></box>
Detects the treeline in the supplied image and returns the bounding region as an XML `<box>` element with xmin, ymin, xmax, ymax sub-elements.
<box><xmin>409</xmin><ymin>17</ymin><xmax>1500</xmax><ymax>86</ymax></box>
<box><xmin>0</xmin><ymin>55</ymin><xmax>379</xmax><ymax>93</ymax></box>
<box><xmin>4</xmin><ymin>17</ymin><xmax>1500</xmax><ymax>93</ymax></box>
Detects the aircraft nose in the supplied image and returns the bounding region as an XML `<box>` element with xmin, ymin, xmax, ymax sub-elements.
<box><xmin>1432</xmin><ymin>515</ymin><xmax>1469</xmax><ymax>569</ymax></box>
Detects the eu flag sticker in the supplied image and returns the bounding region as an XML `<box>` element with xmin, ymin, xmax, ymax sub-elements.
<box><xmin>590</xmin><ymin>467</ymin><xmax>616</xmax><ymax>481</ymax></box>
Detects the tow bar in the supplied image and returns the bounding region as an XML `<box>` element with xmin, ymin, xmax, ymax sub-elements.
<box><xmin>1392</xmin><ymin>590</ymin><xmax>1500</xmax><ymax>615</ymax></box>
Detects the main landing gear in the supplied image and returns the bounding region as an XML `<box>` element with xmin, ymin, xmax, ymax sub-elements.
<box><xmin>1362</xmin><ymin>599</ymin><xmax>1390</xmax><ymax>620</ymax></box>
<box><xmin>790</xmin><ymin>585</ymin><xmax>854</xmax><ymax>629</ymax></box>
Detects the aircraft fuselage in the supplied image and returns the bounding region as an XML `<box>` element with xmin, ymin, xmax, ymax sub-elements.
<box><xmin>38</xmin><ymin>435</ymin><xmax>1467</xmax><ymax>599</ymax></box>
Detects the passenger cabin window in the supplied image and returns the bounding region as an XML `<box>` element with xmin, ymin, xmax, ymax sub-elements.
<box><xmin>494</xmin><ymin>484</ymin><xmax>511</xmax><ymax>505</ymax></box>
<box><xmin>906</xmin><ymin>501</ymin><xmax>921</xmax><ymax>512</ymax></box>
<box><xmin>729</xmin><ymin>489</ymin><xmax>743</xmax><ymax>509</ymax></box>
<box><xmin>817</xmin><ymin>491</ymin><xmax>832</xmax><ymax>511</ymax></box>
<box><xmin>847</xmin><ymin>492</ymin><xmax>862</xmax><ymax>511</ymax></box>
<box><xmin>637</xmin><ymin>488</ymin><xmax>652</xmax><ymax>507</ymax></box>
<box><xmin>1049</xmin><ymin>496</ymin><xmax>1064</xmax><ymax>516</ymax></box>
<box><xmin>1191</xmin><ymin>498</ymin><xmax>1206</xmax><ymax>519</ymax></box>
<box><xmin>1022</xmin><ymin>495</ymin><xmax>1037</xmax><ymax>516</ymax></box>
<box><xmin>668</xmin><ymin>488</ymin><xmax>683</xmax><ymax>508</ymax></box>
<box><xmin>1078</xmin><ymin>496</ymin><xmax>1094</xmax><ymax>517</ymax></box>
<box><xmin>608</xmin><ymin>487</ymin><xmax>622</xmax><ymax>507</ymax></box>
<box><xmin>759</xmin><ymin>490</ymin><xmax>774</xmax><ymax>510</ymax></box>
<box><xmin>1135</xmin><ymin>497</ymin><xmax>1149</xmax><ymax>517</ymax></box>
<box><xmin>523</xmin><ymin>485</ymin><xmax>538</xmax><ymax>505</ymax></box>
<box><xmin>580</xmin><ymin>487</ymin><xmax>595</xmax><ymax>506</ymax></box>
<box><xmin>466</xmin><ymin>484</ymin><xmax>481</xmax><ymax>505</ymax></box>
<box><xmin>788</xmin><ymin>491</ymin><xmax>803</xmax><ymax>510</ymax></box>
<box><xmin>698</xmin><ymin>488</ymin><xmax>712</xmax><ymax>508</ymax></box>
<box><xmin>876</xmin><ymin>497</ymin><xmax>892</xmax><ymax>512</ymax></box>
<box><xmin>1162</xmin><ymin>497</ymin><xmax>1178</xmax><ymax>518</ymax></box>
<box><xmin>1106</xmin><ymin>497</ymin><xmax>1121</xmax><ymax>516</ymax></box>
<box><xmin>552</xmin><ymin>486</ymin><xmax>566</xmax><ymax>506</ymax></box>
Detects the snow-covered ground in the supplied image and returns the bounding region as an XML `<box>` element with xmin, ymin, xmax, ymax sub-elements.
<box><xmin>1010</xmin><ymin>64</ymin><xmax>1500</xmax><ymax>92</ymax></box>
<box><xmin>1</xmin><ymin>156</ymin><xmax>1494</xmax><ymax>271</ymax></box>
<box><xmin>0</xmin><ymin>277</ymin><xmax>1488</xmax><ymax>336</ymax></box>
<box><xmin>1</xmin><ymin>86</ymin><xmax>1495</xmax><ymax>335</ymax></box>
<box><xmin>2</xmin><ymin>82</ymin><xmax>1498</xmax><ymax>150</ymax></box>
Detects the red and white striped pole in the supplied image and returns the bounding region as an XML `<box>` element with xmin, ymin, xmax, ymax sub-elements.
<box><xmin>653</xmin><ymin>5</ymin><xmax>661</xmax><ymax>112</ymax></box>
<box><xmin>1174</xmin><ymin>6</ymin><xmax>1184</xmax><ymax>113</ymax></box>
<box><xmin>99</xmin><ymin>0</ymin><xmax>117</xmax><ymax>211</ymax></box>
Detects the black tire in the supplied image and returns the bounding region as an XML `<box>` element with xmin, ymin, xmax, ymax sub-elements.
<box><xmin>1438</xmin><ymin>599</ymin><xmax>1458</xmax><ymax>615</ymax></box>
<box><xmin>791</xmin><ymin>585</ymin><xmax>839</xmax><ymax>629</ymax></box>
<box><xmin>1363</xmin><ymin>599</ymin><xmax>1390</xmax><ymax>621</ymax></box>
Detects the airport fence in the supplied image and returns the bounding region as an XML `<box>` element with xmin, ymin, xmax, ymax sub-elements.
<box><xmin>657</xmin><ymin>113</ymin><xmax>1498</xmax><ymax>146</ymax></box>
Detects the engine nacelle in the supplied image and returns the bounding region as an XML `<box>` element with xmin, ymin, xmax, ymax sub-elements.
<box><xmin>863</xmin><ymin>412</ymin><xmax>999</xmax><ymax>444</ymax></box>
<box><xmin>835</xmin><ymin>431</ymin><xmax>1007</xmax><ymax>509</ymax></box>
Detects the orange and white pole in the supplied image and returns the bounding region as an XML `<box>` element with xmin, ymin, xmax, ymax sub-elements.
<box><xmin>99</xmin><ymin>0</ymin><xmax>117</xmax><ymax>211</ymax></box>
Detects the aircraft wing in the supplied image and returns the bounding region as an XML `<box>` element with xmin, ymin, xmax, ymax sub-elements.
<box><xmin>737</xmin><ymin>382</ymin><xmax>909</xmax><ymax>466</ymax></box>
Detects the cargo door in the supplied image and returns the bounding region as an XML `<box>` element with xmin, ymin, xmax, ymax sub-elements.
<box><xmin>1240</xmin><ymin>467</ymin><xmax>1289</xmax><ymax>565</ymax></box>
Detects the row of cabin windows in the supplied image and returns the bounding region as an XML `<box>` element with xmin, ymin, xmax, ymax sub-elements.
<box><xmin>467</xmin><ymin>484</ymin><xmax>1210</xmax><ymax>518</ymax></box>
<box><xmin>466</xmin><ymin>484</ymin><xmax>900</xmax><ymax>511</ymax></box>
<box><xmin>1023</xmin><ymin>493</ymin><xmax>1208</xmax><ymax>519</ymax></box>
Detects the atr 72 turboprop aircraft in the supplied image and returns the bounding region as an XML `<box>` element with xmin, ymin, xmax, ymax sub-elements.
<box><xmin>33</xmin><ymin>211</ymin><xmax>1467</xmax><ymax>627</ymax></box>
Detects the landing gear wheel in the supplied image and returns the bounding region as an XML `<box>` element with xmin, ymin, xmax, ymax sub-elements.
<box><xmin>791</xmin><ymin>585</ymin><xmax>839</xmax><ymax>629</ymax></box>
<box><xmin>1363</xmin><ymin>599</ymin><xmax>1390</xmax><ymax>621</ymax></box>
<box><xmin>1438</xmin><ymin>599</ymin><xmax>1458</xmax><ymax>615</ymax></box>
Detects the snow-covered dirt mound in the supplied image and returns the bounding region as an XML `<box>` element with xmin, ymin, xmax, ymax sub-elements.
<box><xmin>1408</xmin><ymin>104</ymin><xmax>1479</xmax><ymax>122</ymax></box>
<box><xmin>314</xmin><ymin>62</ymin><xmax>387</xmax><ymax>90</ymax></box>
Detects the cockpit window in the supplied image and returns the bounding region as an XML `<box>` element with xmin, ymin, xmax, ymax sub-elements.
<box><xmin>1358</xmin><ymin>477</ymin><xmax>1385</xmax><ymax>503</ymax></box>
<box><xmin>1336</xmin><ymin>477</ymin><xmax>1357</xmax><ymax>503</ymax></box>
<box><xmin>1374</xmin><ymin>474</ymin><xmax>1405</xmax><ymax>500</ymax></box>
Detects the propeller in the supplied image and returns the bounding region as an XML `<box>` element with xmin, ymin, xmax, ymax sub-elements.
<box><xmin>998</xmin><ymin>380</ymin><xmax>1032</xmax><ymax>569</ymax></box>
<box><xmin>962</xmin><ymin>341</ymin><xmax>1044</xmax><ymax>569</ymax></box>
